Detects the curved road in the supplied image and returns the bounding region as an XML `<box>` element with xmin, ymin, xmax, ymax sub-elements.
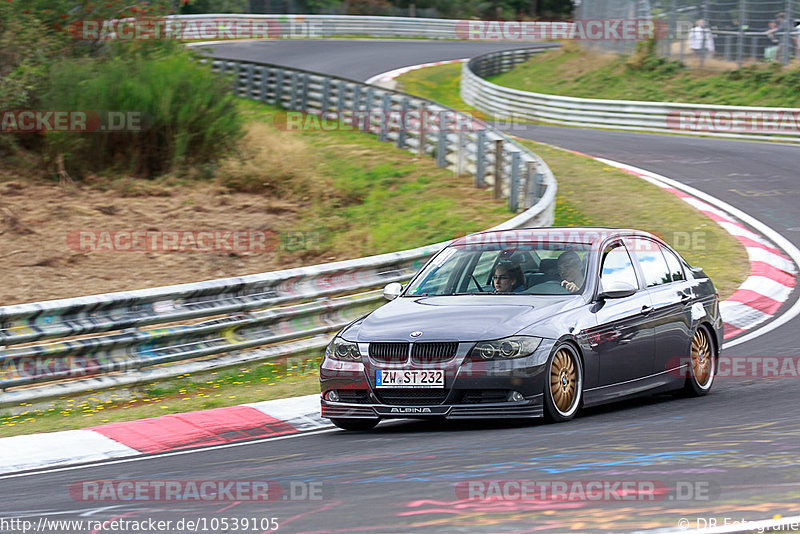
<box><xmin>2</xmin><ymin>41</ymin><xmax>799</xmax><ymax>534</ymax></box>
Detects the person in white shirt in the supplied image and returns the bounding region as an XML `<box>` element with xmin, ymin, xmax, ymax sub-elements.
<box><xmin>688</xmin><ymin>19</ymin><xmax>715</xmax><ymax>59</ymax></box>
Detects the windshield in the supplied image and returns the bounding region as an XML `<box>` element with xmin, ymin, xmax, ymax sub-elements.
<box><xmin>406</xmin><ymin>242</ymin><xmax>592</xmax><ymax>296</ymax></box>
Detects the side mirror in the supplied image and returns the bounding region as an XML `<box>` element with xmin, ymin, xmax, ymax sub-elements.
<box><xmin>598</xmin><ymin>281</ymin><xmax>637</xmax><ymax>300</ymax></box>
<box><xmin>383</xmin><ymin>282</ymin><xmax>403</xmax><ymax>301</ymax></box>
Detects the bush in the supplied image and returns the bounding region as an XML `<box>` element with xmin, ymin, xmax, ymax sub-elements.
<box><xmin>39</xmin><ymin>48</ymin><xmax>244</xmax><ymax>178</ymax></box>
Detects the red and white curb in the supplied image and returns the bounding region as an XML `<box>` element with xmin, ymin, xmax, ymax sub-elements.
<box><xmin>0</xmin><ymin>395</ymin><xmax>330</xmax><ymax>475</ymax></box>
<box><xmin>590</xmin><ymin>157</ymin><xmax>799</xmax><ymax>348</ymax></box>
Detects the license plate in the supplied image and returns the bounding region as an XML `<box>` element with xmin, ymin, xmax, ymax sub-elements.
<box><xmin>376</xmin><ymin>369</ymin><xmax>444</xmax><ymax>388</ymax></box>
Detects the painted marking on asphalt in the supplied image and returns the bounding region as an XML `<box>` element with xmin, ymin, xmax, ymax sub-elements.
<box><xmin>0</xmin><ymin>427</ymin><xmax>336</xmax><ymax>480</ymax></box>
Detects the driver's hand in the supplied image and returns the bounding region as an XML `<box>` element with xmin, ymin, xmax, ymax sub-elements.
<box><xmin>561</xmin><ymin>280</ymin><xmax>578</xmax><ymax>293</ymax></box>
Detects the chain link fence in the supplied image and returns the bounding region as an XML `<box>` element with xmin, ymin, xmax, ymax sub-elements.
<box><xmin>576</xmin><ymin>0</ymin><xmax>800</xmax><ymax>66</ymax></box>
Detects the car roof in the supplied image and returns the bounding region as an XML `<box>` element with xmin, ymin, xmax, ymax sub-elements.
<box><xmin>450</xmin><ymin>227</ymin><xmax>660</xmax><ymax>247</ymax></box>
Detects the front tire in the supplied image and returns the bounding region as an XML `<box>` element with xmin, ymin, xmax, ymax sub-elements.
<box><xmin>683</xmin><ymin>326</ymin><xmax>716</xmax><ymax>396</ymax></box>
<box><xmin>329</xmin><ymin>418</ymin><xmax>380</xmax><ymax>431</ymax></box>
<box><xmin>544</xmin><ymin>343</ymin><xmax>583</xmax><ymax>422</ymax></box>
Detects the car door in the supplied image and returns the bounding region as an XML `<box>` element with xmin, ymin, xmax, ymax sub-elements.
<box><xmin>626</xmin><ymin>237</ymin><xmax>695</xmax><ymax>378</ymax></box>
<box><xmin>633</xmin><ymin>239</ymin><xmax>695</xmax><ymax>377</ymax></box>
<box><xmin>590</xmin><ymin>240</ymin><xmax>656</xmax><ymax>387</ymax></box>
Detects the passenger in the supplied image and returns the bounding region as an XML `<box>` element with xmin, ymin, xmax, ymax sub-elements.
<box><xmin>492</xmin><ymin>263</ymin><xmax>525</xmax><ymax>293</ymax></box>
<box><xmin>557</xmin><ymin>251</ymin><xmax>584</xmax><ymax>293</ymax></box>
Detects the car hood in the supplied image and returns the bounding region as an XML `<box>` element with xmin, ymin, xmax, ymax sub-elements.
<box><xmin>348</xmin><ymin>295</ymin><xmax>582</xmax><ymax>342</ymax></box>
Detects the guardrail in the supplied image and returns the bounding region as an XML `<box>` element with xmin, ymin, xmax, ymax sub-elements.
<box><xmin>170</xmin><ymin>14</ymin><xmax>565</xmax><ymax>40</ymax></box>
<box><xmin>0</xmin><ymin>56</ymin><xmax>556</xmax><ymax>407</ymax></box>
<box><xmin>461</xmin><ymin>47</ymin><xmax>800</xmax><ymax>143</ymax></box>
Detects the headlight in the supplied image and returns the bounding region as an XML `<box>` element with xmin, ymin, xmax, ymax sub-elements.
<box><xmin>469</xmin><ymin>336</ymin><xmax>542</xmax><ymax>361</ymax></box>
<box><xmin>326</xmin><ymin>337</ymin><xmax>361</xmax><ymax>361</ymax></box>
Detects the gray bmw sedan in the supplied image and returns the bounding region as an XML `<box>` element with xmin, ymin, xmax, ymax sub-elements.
<box><xmin>320</xmin><ymin>228</ymin><xmax>722</xmax><ymax>430</ymax></box>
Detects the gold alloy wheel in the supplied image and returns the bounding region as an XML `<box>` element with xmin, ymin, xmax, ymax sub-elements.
<box><xmin>550</xmin><ymin>348</ymin><xmax>578</xmax><ymax>413</ymax></box>
<box><xmin>691</xmin><ymin>329</ymin><xmax>713</xmax><ymax>387</ymax></box>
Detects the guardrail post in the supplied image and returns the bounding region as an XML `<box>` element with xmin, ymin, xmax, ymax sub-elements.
<box><xmin>364</xmin><ymin>87</ymin><xmax>375</xmax><ymax>132</ymax></box>
<box><xmin>436</xmin><ymin>128</ymin><xmax>447</xmax><ymax>168</ymax></box>
<box><xmin>509</xmin><ymin>151</ymin><xmax>520</xmax><ymax>212</ymax></box>
<box><xmin>321</xmin><ymin>78</ymin><xmax>331</xmax><ymax>111</ymax></box>
<box><xmin>290</xmin><ymin>71</ymin><xmax>299</xmax><ymax>111</ymax></box>
<box><xmin>301</xmin><ymin>73</ymin><xmax>309</xmax><ymax>112</ymax></box>
<box><xmin>524</xmin><ymin>161</ymin><xmax>536</xmax><ymax>207</ymax></box>
<box><xmin>245</xmin><ymin>64</ymin><xmax>255</xmax><ymax>97</ymax></box>
<box><xmin>352</xmin><ymin>85</ymin><xmax>362</xmax><ymax>129</ymax></box>
<box><xmin>493</xmin><ymin>139</ymin><xmax>503</xmax><ymax>200</ymax></box>
<box><xmin>259</xmin><ymin>67</ymin><xmax>269</xmax><ymax>103</ymax></box>
<box><xmin>379</xmin><ymin>93</ymin><xmax>391</xmax><ymax>142</ymax></box>
<box><xmin>456</xmin><ymin>131</ymin><xmax>465</xmax><ymax>176</ymax></box>
<box><xmin>275</xmin><ymin>69</ymin><xmax>285</xmax><ymax>108</ymax></box>
<box><xmin>417</xmin><ymin>102</ymin><xmax>427</xmax><ymax>157</ymax></box>
<box><xmin>336</xmin><ymin>80</ymin><xmax>345</xmax><ymax>113</ymax></box>
<box><xmin>397</xmin><ymin>97</ymin><xmax>410</xmax><ymax>149</ymax></box>
<box><xmin>475</xmin><ymin>129</ymin><xmax>485</xmax><ymax>188</ymax></box>
<box><xmin>534</xmin><ymin>171</ymin><xmax>544</xmax><ymax>201</ymax></box>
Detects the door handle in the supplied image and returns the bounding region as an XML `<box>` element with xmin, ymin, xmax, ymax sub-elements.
<box><xmin>641</xmin><ymin>305</ymin><xmax>653</xmax><ymax>315</ymax></box>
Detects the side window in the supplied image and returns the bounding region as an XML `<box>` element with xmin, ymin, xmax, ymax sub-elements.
<box><xmin>662</xmin><ymin>246</ymin><xmax>686</xmax><ymax>282</ymax></box>
<box><xmin>600</xmin><ymin>243</ymin><xmax>638</xmax><ymax>289</ymax></box>
<box><xmin>629</xmin><ymin>238</ymin><xmax>672</xmax><ymax>287</ymax></box>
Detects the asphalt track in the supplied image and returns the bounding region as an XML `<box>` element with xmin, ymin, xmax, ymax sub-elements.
<box><xmin>2</xmin><ymin>40</ymin><xmax>799</xmax><ymax>534</ymax></box>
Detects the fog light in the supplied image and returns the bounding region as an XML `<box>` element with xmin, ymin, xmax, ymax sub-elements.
<box><xmin>325</xmin><ymin>390</ymin><xmax>340</xmax><ymax>402</ymax></box>
<box><xmin>508</xmin><ymin>391</ymin><xmax>524</xmax><ymax>402</ymax></box>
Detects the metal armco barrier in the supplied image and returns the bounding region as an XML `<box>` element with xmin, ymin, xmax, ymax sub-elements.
<box><xmin>0</xmin><ymin>54</ymin><xmax>556</xmax><ymax>406</ymax></box>
<box><xmin>462</xmin><ymin>47</ymin><xmax>800</xmax><ymax>144</ymax></box>
<box><xmin>170</xmin><ymin>14</ymin><xmax>567</xmax><ymax>40</ymax></box>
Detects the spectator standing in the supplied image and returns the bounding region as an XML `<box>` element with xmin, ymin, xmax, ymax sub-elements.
<box><xmin>688</xmin><ymin>19</ymin><xmax>715</xmax><ymax>63</ymax></box>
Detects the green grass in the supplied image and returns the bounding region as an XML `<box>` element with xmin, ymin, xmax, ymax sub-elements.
<box><xmin>0</xmin><ymin>354</ymin><xmax>323</xmax><ymax>437</ymax></box>
<box><xmin>393</xmin><ymin>62</ymin><xmax>483</xmax><ymax>113</ymax></box>
<box><xmin>239</xmin><ymin>103</ymin><xmax>511</xmax><ymax>259</ymax></box>
<box><xmin>487</xmin><ymin>42</ymin><xmax>800</xmax><ymax>107</ymax></box>
<box><xmin>396</xmin><ymin>62</ymin><xmax>749</xmax><ymax>299</ymax></box>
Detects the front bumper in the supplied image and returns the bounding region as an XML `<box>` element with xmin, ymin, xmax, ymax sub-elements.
<box><xmin>321</xmin><ymin>395</ymin><xmax>544</xmax><ymax>420</ymax></box>
<box><xmin>320</xmin><ymin>339</ymin><xmax>555</xmax><ymax>420</ymax></box>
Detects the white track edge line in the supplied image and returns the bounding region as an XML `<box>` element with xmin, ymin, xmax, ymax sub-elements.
<box><xmin>0</xmin><ymin>426</ymin><xmax>337</xmax><ymax>480</ymax></box>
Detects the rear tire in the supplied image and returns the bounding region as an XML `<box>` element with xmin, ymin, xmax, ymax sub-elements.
<box><xmin>683</xmin><ymin>326</ymin><xmax>716</xmax><ymax>397</ymax></box>
<box><xmin>544</xmin><ymin>343</ymin><xmax>583</xmax><ymax>422</ymax></box>
<box><xmin>329</xmin><ymin>418</ymin><xmax>380</xmax><ymax>431</ymax></box>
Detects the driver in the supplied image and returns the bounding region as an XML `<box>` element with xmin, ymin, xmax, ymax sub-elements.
<box><xmin>557</xmin><ymin>250</ymin><xmax>584</xmax><ymax>293</ymax></box>
<box><xmin>493</xmin><ymin>263</ymin><xmax>525</xmax><ymax>293</ymax></box>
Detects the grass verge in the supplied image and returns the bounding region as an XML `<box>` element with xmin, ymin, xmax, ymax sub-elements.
<box><xmin>487</xmin><ymin>41</ymin><xmax>800</xmax><ymax>107</ymax></box>
<box><xmin>396</xmin><ymin>62</ymin><xmax>749</xmax><ymax>299</ymax></box>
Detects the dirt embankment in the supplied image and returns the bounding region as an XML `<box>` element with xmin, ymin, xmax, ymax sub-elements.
<box><xmin>0</xmin><ymin>178</ymin><xmax>334</xmax><ymax>305</ymax></box>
